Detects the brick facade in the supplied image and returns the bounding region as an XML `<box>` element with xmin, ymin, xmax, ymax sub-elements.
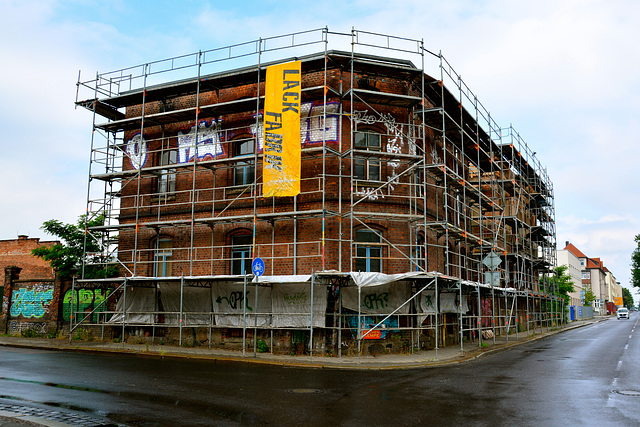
<box><xmin>74</xmin><ymin>37</ymin><xmax>557</xmax><ymax>352</ymax></box>
<box><xmin>0</xmin><ymin>236</ymin><xmax>58</xmax><ymax>283</ymax></box>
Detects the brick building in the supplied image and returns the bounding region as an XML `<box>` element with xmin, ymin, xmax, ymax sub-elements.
<box><xmin>0</xmin><ymin>235</ymin><xmax>57</xmax><ymax>283</ymax></box>
<box><xmin>74</xmin><ymin>29</ymin><xmax>558</xmax><ymax>354</ymax></box>
<box><xmin>0</xmin><ymin>236</ymin><xmax>61</xmax><ymax>335</ymax></box>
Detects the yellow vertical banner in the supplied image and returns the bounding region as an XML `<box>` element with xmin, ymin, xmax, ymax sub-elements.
<box><xmin>263</xmin><ymin>61</ymin><xmax>301</xmax><ymax>197</ymax></box>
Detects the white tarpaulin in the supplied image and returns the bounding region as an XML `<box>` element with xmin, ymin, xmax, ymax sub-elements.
<box><xmin>459</xmin><ymin>295</ymin><xmax>469</xmax><ymax>314</ymax></box>
<box><xmin>159</xmin><ymin>284</ymin><xmax>212</xmax><ymax>325</ymax></box>
<box><xmin>419</xmin><ymin>290</ymin><xmax>437</xmax><ymax>315</ymax></box>
<box><xmin>212</xmin><ymin>282</ymin><xmax>272</xmax><ymax>327</ymax></box>
<box><xmin>252</xmin><ymin>275</ymin><xmax>311</xmax><ymax>283</ymax></box>
<box><xmin>349</xmin><ymin>271</ymin><xmax>423</xmax><ymax>288</ymax></box>
<box><xmin>439</xmin><ymin>292</ymin><xmax>469</xmax><ymax>314</ymax></box>
<box><xmin>109</xmin><ymin>287</ymin><xmax>155</xmax><ymax>324</ymax></box>
<box><xmin>271</xmin><ymin>283</ymin><xmax>327</xmax><ymax>328</ymax></box>
<box><xmin>341</xmin><ymin>282</ymin><xmax>411</xmax><ymax>315</ymax></box>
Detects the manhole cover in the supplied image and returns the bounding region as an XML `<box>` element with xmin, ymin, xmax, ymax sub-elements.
<box><xmin>614</xmin><ymin>390</ymin><xmax>640</xmax><ymax>397</ymax></box>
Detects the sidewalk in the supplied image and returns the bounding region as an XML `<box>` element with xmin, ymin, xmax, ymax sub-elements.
<box><xmin>0</xmin><ymin>318</ymin><xmax>606</xmax><ymax>371</ymax></box>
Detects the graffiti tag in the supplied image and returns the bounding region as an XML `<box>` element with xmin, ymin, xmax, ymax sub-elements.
<box><xmin>216</xmin><ymin>291</ymin><xmax>253</xmax><ymax>311</ymax></box>
<box><xmin>9</xmin><ymin>321</ymin><xmax>47</xmax><ymax>335</ymax></box>
<box><xmin>177</xmin><ymin>119</ymin><xmax>224</xmax><ymax>163</ymax></box>
<box><xmin>126</xmin><ymin>133</ymin><xmax>148</xmax><ymax>169</ymax></box>
<box><xmin>251</xmin><ymin>102</ymin><xmax>340</xmax><ymax>151</ymax></box>
<box><xmin>10</xmin><ymin>287</ymin><xmax>53</xmax><ymax>318</ymax></box>
<box><xmin>283</xmin><ymin>292</ymin><xmax>307</xmax><ymax>305</ymax></box>
<box><xmin>355</xmin><ymin>186</ymin><xmax>385</xmax><ymax>200</ymax></box>
<box><xmin>363</xmin><ymin>292</ymin><xmax>389</xmax><ymax>310</ymax></box>
<box><xmin>63</xmin><ymin>289</ymin><xmax>112</xmax><ymax>322</ymax></box>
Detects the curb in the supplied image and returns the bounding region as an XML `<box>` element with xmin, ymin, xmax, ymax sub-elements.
<box><xmin>0</xmin><ymin>318</ymin><xmax>605</xmax><ymax>371</ymax></box>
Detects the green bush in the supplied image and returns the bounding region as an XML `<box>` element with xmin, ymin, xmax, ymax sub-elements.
<box><xmin>257</xmin><ymin>340</ymin><xmax>269</xmax><ymax>353</ymax></box>
<box><xmin>21</xmin><ymin>328</ymin><xmax>37</xmax><ymax>338</ymax></box>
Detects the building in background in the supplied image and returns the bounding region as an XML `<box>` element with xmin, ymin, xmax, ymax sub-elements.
<box><xmin>0</xmin><ymin>235</ymin><xmax>57</xmax><ymax>283</ymax></box>
<box><xmin>560</xmin><ymin>241</ymin><xmax>622</xmax><ymax>316</ymax></box>
<box><xmin>73</xmin><ymin>29</ymin><xmax>558</xmax><ymax>355</ymax></box>
<box><xmin>0</xmin><ymin>236</ymin><xmax>61</xmax><ymax>335</ymax></box>
<box><xmin>556</xmin><ymin>242</ymin><xmax>583</xmax><ymax>307</ymax></box>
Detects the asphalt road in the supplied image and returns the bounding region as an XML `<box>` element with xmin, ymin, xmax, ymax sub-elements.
<box><xmin>1</xmin><ymin>315</ymin><xmax>639</xmax><ymax>426</ymax></box>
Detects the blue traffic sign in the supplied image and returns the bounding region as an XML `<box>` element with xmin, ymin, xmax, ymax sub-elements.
<box><xmin>252</xmin><ymin>257</ymin><xmax>265</xmax><ymax>276</ymax></box>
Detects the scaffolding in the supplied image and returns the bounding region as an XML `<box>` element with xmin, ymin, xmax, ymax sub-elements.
<box><xmin>73</xmin><ymin>28</ymin><xmax>559</xmax><ymax>356</ymax></box>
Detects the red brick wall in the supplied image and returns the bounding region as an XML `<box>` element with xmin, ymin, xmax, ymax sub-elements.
<box><xmin>0</xmin><ymin>236</ymin><xmax>58</xmax><ymax>283</ymax></box>
<box><xmin>114</xmin><ymin>64</ymin><xmax>456</xmax><ymax>277</ymax></box>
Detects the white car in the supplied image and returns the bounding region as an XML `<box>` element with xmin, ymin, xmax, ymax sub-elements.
<box><xmin>617</xmin><ymin>307</ymin><xmax>629</xmax><ymax>319</ymax></box>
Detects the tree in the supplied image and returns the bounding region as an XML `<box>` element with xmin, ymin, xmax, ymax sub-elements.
<box><xmin>583</xmin><ymin>287</ymin><xmax>596</xmax><ymax>306</ymax></box>
<box><xmin>550</xmin><ymin>265</ymin><xmax>575</xmax><ymax>305</ymax></box>
<box><xmin>622</xmin><ymin>287</ymin><xmax>634</xmax><ymax>308</ymax></box>
<box><xmin>32</xmin><ymin>214</ymin><xmax>118</xmax><ymax>279</ymax></box>
<box><xmin>632</xmin><ymin>234</ymin><xmax>640</xmax><ymax>289</ymax></box>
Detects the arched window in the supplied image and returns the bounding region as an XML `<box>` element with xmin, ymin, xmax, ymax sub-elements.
<box><xmin>355</xmin><ymin>228</ymin><xmax>382</xmax><ymax>272</ymax></box>
<box><xmin>153</xmin><ymin>238</ymin><xmax>173</xmax><ymax>277</ymax></box>
<box><xmin>233</xmin><ymin>138</ymin><xmax>254</xmax><ymax>186</ymax></box>
<box><xmin>354</xmin><ymin>130</ymin><xmax>381</xmax><ymax>181</ymax></box>
<box><xmin>231</xmin><ymin>233</ymin><xmax>252</xmax><ymax>275</ymax></box>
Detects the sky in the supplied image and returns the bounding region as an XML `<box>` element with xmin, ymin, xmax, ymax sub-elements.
<box><xmin>1</xmin><ymin>0</ymin><xmax>639</xmax><ymax>298</ymax></box>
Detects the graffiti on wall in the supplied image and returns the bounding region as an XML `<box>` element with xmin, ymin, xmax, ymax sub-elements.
<box><xmin>126</xmin><ymin>133</ymin><xmax>149</xmax><ymax>170</ymax></box>
<box><xmin>177</xmin><ymin>119</ymin><xmax>225</xmax><ymax>163</ymax></box>
<box><xmin>345</xmin><ymin>311</ymin><xmax>398</xmax><ymax>340</ymax></box>
<box><xmin>63</xmin><ymin>289</ymin><xmax>112</xmax><ymax>322</ymax></box>
<box><xmin>354</xmin><ymin>186</ymin><xmax>385</xmax><ymax>200</ymax></box>
<box><xmin>283</xmin><ymin>292</ymin><xmax>308</xmax><ymax>306</ymax></box>
<box><xmin>353</xmin><ymin>110</ymin><xmax>416</xmax><ymax>199</ymax></box>
<box><xmin>363</xmin><ymin>292</ymin><xmax>389</xmax><ymax>311</ymax></box>
<box><xmin>215</xmin><ymin>291</ymin><xmax>253</xmax><ymax>311</ymax></box>
<box><xmin>126</xmin><ymin>102</ymin><xmax>340</xmax><ymax>170</ymax></box>
<box><xmin>481</xmin><ymin>298</ymin><xmax>492</xmax><ymax>327</ymax></box>
<box><xmin>251</xmin><ymin>101</ymin><xmax>340</xmax><ymax>151</ymax></box>
<box><xmin>9</xmin><ymin>321</ymin><xmax>47</xmax><ymax>335</ymax></box>
<box><xmin>10</xmin><ymin>284</ymin><xmax>53</xmax><ymax>318</ymax></box>
<box><xmin>385</xmin><ymin>119</ymin><xmax>406</xmax><ymax>192</ymax></box>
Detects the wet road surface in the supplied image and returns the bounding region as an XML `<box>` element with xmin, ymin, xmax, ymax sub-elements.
<box><xmin>1</xmin><ymin>315</ymin><xmax>639</xmax><ymax>426</ymax></box>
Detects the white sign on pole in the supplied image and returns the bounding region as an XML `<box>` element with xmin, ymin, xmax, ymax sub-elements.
<box><xmin>482</xmin><ymin>251</ymin><xmax>502</xmax><ymax>271</ymax></box>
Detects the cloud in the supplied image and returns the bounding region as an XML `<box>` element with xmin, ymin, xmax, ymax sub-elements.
<box><xmin>1</xmin><ymin>0</ymin><xmax>638</xmax><ymax>299</ymax></box>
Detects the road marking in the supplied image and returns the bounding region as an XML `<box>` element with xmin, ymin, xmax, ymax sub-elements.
<box><xmin>625</xmin><ymin>344</ymin><xmax>629</xmax><ymax>350</ymax></box>
<box><xmin>616</xmin><ymin>361</ymin><xmax>623</xmax><ymax>371</ymax></box>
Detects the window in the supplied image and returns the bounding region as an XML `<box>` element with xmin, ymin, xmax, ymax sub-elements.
<box><xmin>231</xmin><ymin>234</ymin><xmax>252</xmax><ymax>275</ymax></box>
<box><xmin>154</xmin><ymin>238</ymin><xmax>173</xmax><ymax>277</ymax></box>
<box><xmin>415</xmin><ymin>168</ymin><xmax>425</xmax><ymax>198</ymax></box>
<box><xmin>354</xmin><ymin>131</ymin><xmax>381</xmax><ymax>181</ymax></box>
<box><xmin>355</xmin><ymin>131</ymin><xmax>381</xmax><ymax>150</ymax></box>
<box><xmin>355</xmin><ymin>229</ymin><xmax>382</xmax><ymax>272</ymax></box>
<box><xmin>413</xmin><ymin>233</ymin><xmax>426</xmax><ymax>272</ymax></box>
<box><xmin>158</xmin><ymin>149</ymin><xmax>177</xmax><ymax>195</ymax></box>
<box><xmin>234</xmin><ymin>138</ymin><xmax>254</xmax><ymax>186</ymax></box>
<box><xmin>582</xmin><ymin>271</ymin><xmax>590</xmax><ymax>279</ymax></box>
<box><xmin>354</xmin><ymin>157</ymin><xmax>381</xmax><ymax>181</ymax></box>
